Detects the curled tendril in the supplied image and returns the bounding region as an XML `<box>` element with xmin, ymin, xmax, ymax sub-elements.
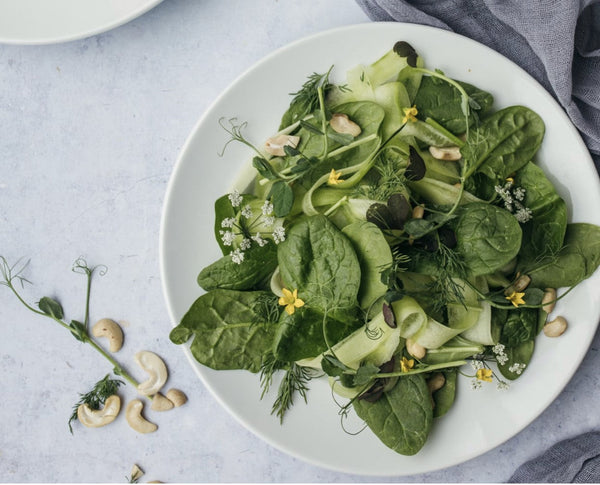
<box><xmin>0</xmin><ymin>256</ymin><xmax>32</xmax><ymax>288</ymax></box>
<box><xmin>217</xmin><ymin>117</ymin><xmax>261</xmax><ymax>158</ymax></box>
<box><xmin>71</xmin><ymin>257</ymin><xmax>107</xmax><ymax>277</ymax></box>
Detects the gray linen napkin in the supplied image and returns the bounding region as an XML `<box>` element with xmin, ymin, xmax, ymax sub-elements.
<box><xmin>508</xmin><ymin>431</ymin><xmax>600</xmax><ymax>483</ymax></box>
<box><xmin>356</xmin><ymin>1</ymin><xmax>600</xmax><ymax>482</ymax></box>
<box><xmin>355</xmin><ymin>0</ymin><xmax>600</xmax><ymax>172</ymax></box>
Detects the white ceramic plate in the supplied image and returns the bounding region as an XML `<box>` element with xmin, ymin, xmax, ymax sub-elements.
<box><xmin>0</xmin><ymin>0</ymin><xmax>162</xmax><ymax>45</ymax></box>
<box><xmin>160</xmin><ymin>23</ymin><xmax>600</xmax><ymax>476</ymax></box>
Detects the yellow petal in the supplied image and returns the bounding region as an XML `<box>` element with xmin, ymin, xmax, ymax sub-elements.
<box><xmin>285</xmin><ymin>304</ymin><xmax>296</xmax><ymax>315</ymax></box>
<box><xmin>294</xmin><ymin>298</ymin><xmax>305</xmax><ymax>308</ymax></box>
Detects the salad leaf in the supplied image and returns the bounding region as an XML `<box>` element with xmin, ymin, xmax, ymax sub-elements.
<box><xmin>354</xmin><ymin>374</ymin><xmax>433</xmax><ymax>456</ymax></box>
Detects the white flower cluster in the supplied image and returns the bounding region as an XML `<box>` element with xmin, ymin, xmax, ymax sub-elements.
<box><xmin>219</xmin><ymin>191</ymin><xmax>286</xmax><ymax>264</ymax></box>
<box><xmin>508</xmin><ymin>362</ymin><xmax>527</xmax><ymax>375</ymax></box>
<box><xmin>492</xmin><ymin>343</ymin><xmax>509</xmax><ymax>365</ymax></box>
<box><xmin>494</xmin><ymin>179</ymin><xmax>533</xmax><ymax>223</ymax></box>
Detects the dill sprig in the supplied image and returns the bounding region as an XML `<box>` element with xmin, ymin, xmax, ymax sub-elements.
<box><xmin>259</xmin><ymin>353</ymin><xmax>313</xmax><ymax>423</ymax></box>
<box><xmin>283</xmin><ymin>67</ymin><xmax>334</xmax><ymax>126</ymax></box>
<box><xmin>353</xmin><ymin>148</ymin><xmax>409</xmax><ymax>202</ymax></box>
<box><xmin>426</xmin><ymin>241</ymin><xmax>469</xmax><ymax>314</ymax></box>
<box><xmin>251</xmin><ymin>294</ymin><xmax>281</xmax><ymax>326</ymax></box>
<box><xmin>68</xmin><ymin>374</ymin><xmax>124</xmax><ymax>433</ymax></box>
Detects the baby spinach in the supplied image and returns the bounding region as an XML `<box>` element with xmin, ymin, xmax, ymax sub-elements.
<box><xmin>498</xmin><ymin>340</ymin><xmax>535</xmax><ymax>380</ymax></box>
<box><xmin>516</xmin><ymin>162</ymin><xmax>567</xmax><ymax>267</ymax></box>
<box><xmin>197</xmin><ymin>242</ymin><xmax>277</xmax><ymax>291</ymax></box>
<box><xmin>454</xmin><ymin>203</ymin><xmax>522</xmax><ymax>276</ymax></box>
<box><xmin>169</xmin><ymin>289</ymin><xmax>277</xmax><ymax>372</ymax></box>
<box><xmin>528</xmin><ymin>223</ymin><xmax>600</xmax><ymax>288</ymax></box>
<box><xmin>354</xmin><ymin>374</ymin><xmax>433</xmax><ymax>455</ymax></box>
<box><xmin>277</xmin><ymin>215</ymin><xmax>361</xmax><ymax>315</ymax></box>
<box><xmin>414</xmin><ymin>76</ymin><xmax>493</xmax><ymax>134</ymax></box>
<box><xmin>500</xmin><ymin>307</ymin><xmax>541</xmax><ymax>347</ymax></box>
<box><xmin>461</xmin><ymin>106</ymin><xmax>545</xmax><ymax>182</ymax></box>
<box><xmin>432</xmin><ymin>370</ymin><xmax>457</xmax><ymax>418</ymax></box>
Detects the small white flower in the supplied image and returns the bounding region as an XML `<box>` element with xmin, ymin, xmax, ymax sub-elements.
<box><xmin>221</xmin><ymin>217</ymin><xmax>235</xmax><ymax>228</ymax></box>
<box><xmin>230</xmin><ymin>248</ymin><xmax>245</xmax><ymax>264</ymax></box>
<box><xmin>228</xmin><ymin>190</ymin><xmax>243</xmax><ymax>207</ymax></box>
<box><xmin>513</xmin><ymin>187</ymin><xmax>526</xmax><ymax>201</ymax></box>
<box><xmin>241</xmin><ymin>204</ymin><xmax>253</xmax><ymax>219</ymax></box>
<box><xmin>514</xmin><ymin>207</ymin><xmax>533</xmax><ymax>223</ymax></box>
<box><xmin>262</xmin><ymin>216</ymin><xmax>275</xmax><ymax>227</ymax></box>
<box><xmin>220</xmin><ymin>230</ymin><xmax>235</xmax><ymax>246</ymax></box>
<box><xmin>492</xmin><ymin>343</ymin><xmax>505</xmax><ymax>355</ymax></box>
<box><xmin>273</xmin><ymin>226</ymin><xmax>286</xmax><ymax>244</ymax></box>
<box><xmin>496</xmin><ymin>353</ymin><xmax>509</xmax><ymax>365</ymax></box>
<box><xmin>470</xmin><ymin>379</ymin><xmax>482</xmax><ymax>390</ymax></box>
<box><xmin>261</xmin><ymin>200</ymin><xmax>274</xmax><ymax>216</ymax></box>
<box><xmin>240</xmin><ymin>238</ymin><xmax>252</xmax><ymax>250</ymax></box>
<box><xmin>497</xmin><ymin>380</ymin><xmax>510</xmax><ymax>391</ymax></box>
<box><xmin>470</xmin><ymin>359</ymin><xmax>484</xmax><ymax>371</ymax></box>
<box><xmin>508</xmin><ymin>363</ymin><xmax>526</xmax><ymax>375</ymax></box>
<box><xmin>252</xmin><ymin>233</ymin><xmax>268</xmax><ymax>247</ymax></box>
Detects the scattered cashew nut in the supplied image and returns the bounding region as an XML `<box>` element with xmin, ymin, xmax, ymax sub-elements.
<box><xmin>543</xmin><ymin>316</ymin><xmax>568</xmax><ymax>337</ymax></box>
<box><xmin>428</xmin><ymin>145</ymin><xmax>461</xmax><ymax>161</ymax></box>
<box><xmin>151</xmin><ymin>392</ymin><xmax>174</xmax><ymax>412</ymax></box>
<box><xmin>166</xmin><ymin>388</ymin><xmax>188</xmax><ymax>407</ymax></box>
<box><xmin>130</xmin><ymin>465</ymin><xmax>144</xmax><ymax>482</ymax></box>
<box><xmin>427</xmin><ymin>373</ymin><xmax>446</xmax><ymax>393</ymax></box>
<box><xmin>329</xmin><ymin>113</ymin><xmax>362</xmax><ymax>137</ymax></box>
<box><xmin>264</xmin><ymin>134</ymin><xmax>300</xmax><ymax>156</ymax></box>
<box><xmin>92</xmin><ymin>318</ymin><xmax>124</xmax><ymax>352</ymax></box>
<box><xmin>135</xmin><ymin>351</ymin><xmax>168</xmax><ymax>396</ymax></box>
<box><xmin>77</xmin><ymin>395</ymin><xmax>121</xmax><ymax>428</ymax></box>
<box><xmin>542</xmin><ymin>288</ymin><xmax>557</xmax><ymax>314</ymax></box>
<box><xmin>126</xmin><ymin>399</ymin><xmax>157</xmax><ymax>433</ymax></box>
<box><xmin>406</xmin><ymin>338</ymin><xmax>427</xmax><ymax>360</ymax></box>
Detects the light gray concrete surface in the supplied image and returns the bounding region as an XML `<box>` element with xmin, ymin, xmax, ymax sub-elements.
<box><xmin>1</xmin><ymin>0</ymin><xmax>599</xmax><ymax>482</ymax></box>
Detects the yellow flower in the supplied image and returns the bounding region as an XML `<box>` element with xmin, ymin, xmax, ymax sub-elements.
<box><xmin>328</xmin><ymin>168</ymin><xmax>343</xmax><ymax>185</ymax></box>
<box><xmin>476</xmin><ymin>368</ymin><xmax>493</xmax><ymax>382</ymax></box>
<box><xmin>402</xmin><ymin>105</ymin><xmax>418</xmax><ymax>124</ymax></box>
<box><xmin>506</xmin><ymin>177</ymin><xmax>514</xmax><ymax>184</ymax></box>
<box><xmin>400</xmin><ymin>356</ymin><xmax>415</xmax><ymax>373</ymax></box>
<box><xmin>505</xmin><ymin>291</ymin><xmax>526</xmax><ymax>308</ymax></box>
<box><xmin>278</xmin><ymin>288</ymin><xmax>305</xmax><ymax>315</ymax></box>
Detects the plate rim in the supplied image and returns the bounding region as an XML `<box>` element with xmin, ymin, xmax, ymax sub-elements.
<box><xmin>160</xmin><ymin>21</ymin><xmax>600</xmax><ymax>476</ymax></box>
<box><xmin>0</xmin><ymin>0</ymin><xmax>163</xmax><ymax>45</ymax></box>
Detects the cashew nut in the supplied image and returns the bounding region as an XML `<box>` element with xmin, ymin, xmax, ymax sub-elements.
<box><xmin>427</xmin><ymin>373</ymin><xmax>446</xmax><ymax>393</ymax></box>
<box><xmin>264</xmin><ymin>134</ymin><xmax>300</xmax><ymax>156</ymax></box>
<box><xmin>77</xmin><ymin>395</ymin><xmax>121</xmax><ymax>428</ymax></box>
<box><xmin>504</xmin><ymin>274</ymin><xmax>531</xmax><ymax>296</ymax></box>
<box><xmin>428</xmin><ymin>145</ymin><xmax>461</xmax><ymax>161</ymax></box>
<box><xmin>406</xmin><ymin>339</ymin><xmax>427</xmax><ymax>360</ymax></box>
<box><xmin>92</xmin><ymin>318</ymin><xmax>124</xmax><ymax>352</ymax></box>
<box><xmin>543</xmin><ymin>316</ymin><xmax>567</xmax><ymax>337</ymax></box>
<box><xmin>542</xmin><ymin>288</ymin><xmax>557</xmax><ymax>314</ymax></box>
<box><xmin>166</xmin><ymin>388</ymin><xmax>188</xmax><ymax>407</ymax></box>
<box><xmin>329</xmin><ymin>113</ymin><xmax>362</xmax><ymax>137</ymax></box>
<box><xmin>412</xmin><ymin>205</ymin><xmax>424</xmax><ymax>220</ymax></box>
<box><xmin>151</xmin><ymin>392</ymin><xmax>174</xmax><ymax>412</ymax></box>
<box><xmin>130</xmin><ymin>465</ymin><xmax>144</xmax><ymax>482</ymax></box>
<box><xmin>126</xmin><ymin>399</ymin><xmax>157</xmax><ymax>433</ymax></box>
<box><xmin>135</xmin><ymin>351</ymin><xmax>168</xmax><ymax>396</ymax></box>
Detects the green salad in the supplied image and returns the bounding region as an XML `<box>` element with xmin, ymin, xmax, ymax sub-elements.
<box><xmin>170</xmin><ymin>41</ymin><xmax>600</xmax><ymax>455</ymax></box>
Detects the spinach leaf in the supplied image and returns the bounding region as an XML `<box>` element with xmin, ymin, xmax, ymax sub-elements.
<box><xmin>515</xmin><ymin>162</ymin><xmax>567</xmax><ymax>267</ymax></box>
<box><xmin>197</xmin><ymin>242</ymin><xmax>278</xmax><ymax>291</ymax></box>
<box><xmin>498</xmin><ymin>340</ymin><xmax>534</xmax><ymax>380</ymax></box>
<box><xmin>500</xmin><ymin>307</ymin><xmax>540</xmax><ymax>347</ymax></box>
<box><xmin>277</xmin><ymin>215</ymin><xmax>361</xmax><ymax>315</ymax></box>
<box><xmin>461</xmin><ymin>106</ymin><xmax>545</xmax><ymax>182</ymax></box>
<box><xmin>414</xmin><ymin>76</ymin><xmax>493</xmax><ymax>134</ymax></box>
<box><xmin>342</xmin><ymin>221</ymin><xmax>393</xmax><ymax>309</ymax></box>
<box><xmin>354</xmin><ymin>374</ymin><xmax>433</xmax><ymax>456</ymax></box>
<box><xmin>528</xmin><ymin>223</ymin><xmax>600</xmax><ymax>288</ymax></box>
<box><xmin>432</xmin><ymin>370</ymin><xmax>457</xmax><ymax>418</ymax></box>
<box><xmin>454</xmin><ymin>203</ymin><xmax>522</xmax><ymax>276</ymax></box>
<box><xmin>169</xmin><ymin>289</ymin><xmax>276</xmax><ymax>372</ymax></box>
<box><xmin>213</xmin><ymin>193</ymin><xmax>255</xmax><ymax>254</ymax></box>
<box><xmin>272</xmin><ymin>306</ymin><xmax>360</xmax><ymax>362</ymax></box>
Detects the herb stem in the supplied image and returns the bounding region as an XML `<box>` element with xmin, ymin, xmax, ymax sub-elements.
<box><xmin>87</xmin><ymin>338</ymin><xmax>141</xmax><ymax>388</ymax></box>
<box><xmin>375</xmin><ymin>360</ymin><xmax>467</xmax><ymax>379</ymax></box>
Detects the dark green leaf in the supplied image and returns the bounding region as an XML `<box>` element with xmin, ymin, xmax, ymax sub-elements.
<box><xmin>354</xmin><ymin>374</ymin><xmax>433</xmax><ymax>456</ymax></box>
<box><xmin>327</xmin><ymin>131</ymin><xmax>354</xmax><ymax>145</ymax></box>
<box><xmin>299</xmin><ymin>120</ymin><xmax>323</xmax><ymax>135</ymax></box>
<box><xmin>405</xmin><ymin>147</ymin><xmax>426</xmax><ymax>181</ymax></box>
<box><xmin>353</xmin><ymin>363</ymin><xmax>380</xmax><ymax>386</ymax></box>
<box><xmin>197</xmin><ymin>242</ymin><xmax>278</xmax><ymax>291</ymax></box>
<box><xmin>38</xmin><ymin>296</ymin><xmax>64</xmax><ymax>319</ymax></box>
<box><xmin>393</xmin><ymin>41</ymin><xmax>416</xmax><ymax>57</ymax></box>
<box><xmin>498</xmin><ymin>340</ymin><xmax>534</xmax><ymax>380</ymax></box>
<box><xmin>500</xmin><ymin>308</ymin><xmax>539</xmax><ymax>346</ymax></box>
<box><xmin>252</xmin><ymin>156</ymin><xmax>279</xmax><ymax>181</ymax></box>
<box><xmin>404</xmin><ymin>219</ymin><xmax>435</xmax><ymax>238</ymax></box>
<box><xmin>69</xmin><ymin>320</ymin><xmax>88</xmax><ymax>343</ymax></box>
<box><xmin>269</xmin><ymin>181</ymin><xmax>294</xmax><ymax>217</ymax></box>
<box><xmin>321</xmin><ymin>354</ymin><xmax>350</xmax><ymax>377</ymax></box>
<box><xmin>432</xmin><ymin>370</ymin><xmax>457</xmax><ymax>418</ymax></box>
